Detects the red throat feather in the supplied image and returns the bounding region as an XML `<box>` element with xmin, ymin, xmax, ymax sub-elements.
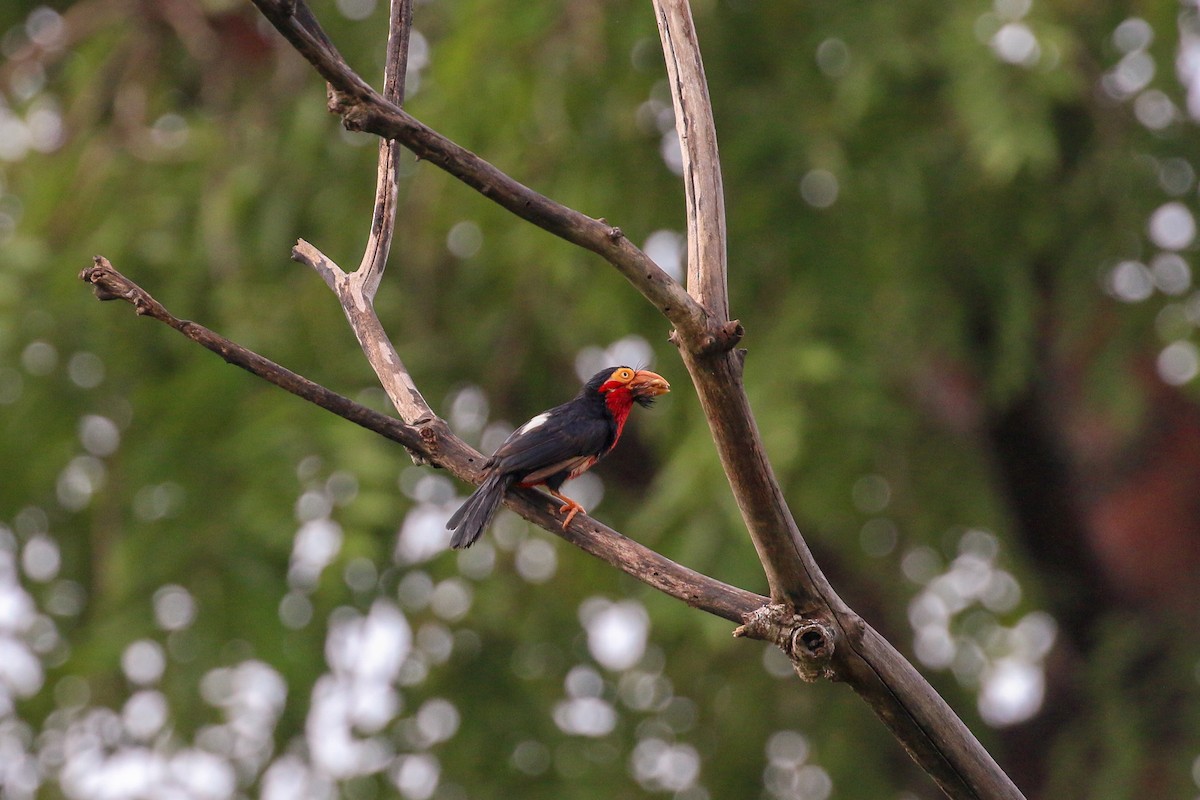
<box><xmin>604</xmin><ymin>386</ymin><xmax>635</xmax><ymax>449</ymax></box>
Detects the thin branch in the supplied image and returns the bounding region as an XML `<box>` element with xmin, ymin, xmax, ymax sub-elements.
<box><xmin>293</xmin><ymin>239</ymin><xmax>434</xmax><ymax>425</ymax></box>
<box><xmin>78</xmin><ymin>256</ymin><xmax>426</xmax><ymax>452</ymax></box>
<box><xmin>653</xmin><ymin>0</ymin><xmax>728</xmax><ymax>320</ymax></box>
<box><xmin>79</xmin><ymin>256</ymin><xmax>767</xmax><ymax>627</ymax></box>
<box><xmin>290</xmin><ymin>0</ymin><xmax>432</xmax><ymax>426</ymax></box>
<box><xmin>355</xmin><ymin>0</ymin><xmax>411</xmax><ymax>295</ymax></box>
<box><xmin>250</xmin><ymin>0</ymin><xmax>715</xmax><ymax>345</ymax></box>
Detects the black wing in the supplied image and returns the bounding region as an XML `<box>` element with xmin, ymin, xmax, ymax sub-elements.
<box><xmin>490</xmin><ymin>403</ymin><xmax>615</xmax><ymax>481</ymax></box>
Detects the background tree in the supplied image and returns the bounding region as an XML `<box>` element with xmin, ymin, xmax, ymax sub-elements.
<box><xmin>2</xmin><ymin>1</ymin><xmax>1199</xmax><ymax>799</ymax></box>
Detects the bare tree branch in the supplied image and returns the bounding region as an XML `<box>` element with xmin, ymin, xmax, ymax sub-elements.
<box><xmin>653</xmin><ymin>0</ymin><xmax>728</xmax><ymax>320</ymax></box>
<box><xmin>355</xmin><ymin>0</ymin><xmax>411</xmax><ymax>295</ymax></box>
<box><xmin>653</xmin><ymin>0</ymin><xmax>829</xmax><ymax>613</ymax></box>
<box><xmin>79</xmin><ymin>256</ymin><xmax>768</xmax><ymax>626</ymax></box>
<box><xmin>293</xmin><ymin>238</ymin><xmax>434</xmax><ymax>426</ymax></box>
<box><xmin>295</xmin><ymin>0</ymin><xmax>434</xmax><ymax>426</ymax></box>
<box><xmin>78</xmin><ymin>256</ymin><xmax>426</xmax><ymax>453</ymax></box>
<box><xmin>652</xmin><ymin>6</ymin><xmax>1026</xmax><ymax>799</ymax></box>
<box><xmin>249</xmin><ymin>0</ymin><xmax>716</xmax><ymax>346</ymax></box>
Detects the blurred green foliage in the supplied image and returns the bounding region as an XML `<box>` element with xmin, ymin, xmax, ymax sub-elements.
<box><xmin>3</xmin><ymin>0</ymin><xmax>1200</xmax><ymax>798</ymax></box>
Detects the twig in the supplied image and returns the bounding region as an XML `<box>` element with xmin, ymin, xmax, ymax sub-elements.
<box><xmin>295</xmin><ymin>0</ymin><xmax>431</xmax><ymax>426</ymax></box>
<box><xmin>653</xmin><ymin>0</ymin><xmax>728</xmax><ymax>320</ymax></box>
<box><xmin>355</xmin><ymin>0</ymin><xmax>411</xmax><ymax>295</ymax></box>
<box><xmin>79</xmin><ymin>256</ymin><xmax>426</xmax><ymax>453</ymax></box>
<box><xmin>295</xmin><ymin>239</ymin><xmax>434</xmax><ymax>426</ymax></box>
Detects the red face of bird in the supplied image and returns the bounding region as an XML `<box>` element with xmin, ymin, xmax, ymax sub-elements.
<box><xmin>598</xmin><ymin>367</ymin><xmax>671</xmax><ymax>401</ymax></box>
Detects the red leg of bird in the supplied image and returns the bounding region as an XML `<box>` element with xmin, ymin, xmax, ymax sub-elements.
<box><xmin>548</xmin><ymin>490</ymin><xmax>586</xmax><ymax>529</ymax></box>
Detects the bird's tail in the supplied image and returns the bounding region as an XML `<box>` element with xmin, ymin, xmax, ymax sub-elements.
<box><xmin>447</xmin><ymin>472</ymin><xmax>510</xmax><ymax>549</ymax></box>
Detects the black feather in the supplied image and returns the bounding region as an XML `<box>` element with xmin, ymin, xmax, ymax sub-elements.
<box><xmin>447</xmin><ymin>471</ymin><xmax>512</xmax><ymax>549</ymax></box>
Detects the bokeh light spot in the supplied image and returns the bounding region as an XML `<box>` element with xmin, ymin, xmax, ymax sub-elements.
<box><xmin>643</xmin><ymin>229</ymin><xmax>685</xmax><ymax>281</ymax></box>
<box><xmin>799</xmin><ymin>169</ymin><xmax>838</xmax><ymax>209</ymax></box>
<box><xmin>67</xmin><ymin>352</ymin><xmax>105</xmax><ymax>388</ymax></box>
<box><xmin>512</xmin><ymin>740</ymin><xmax>551</xmax><ymax>776</ymax></box>
<box><xmin>1108</xmin><ymin>260</ymin><xmax>1154</xmax><ymax>302</ymax></box>
<box><xmin>79</xmin><ymin>415</ymin><xmax>120</xmax><ymax>457</ymax></box>
<box><xmin>446</xmin><ymin>220</ymin><xmax>482</xmax><ymax>259</ymax></box>
<box><xmin>978</xmin><ymin>657</ymin><xmax>1044</xmax><ymax>726</ymax></box>
<box><xmin>337</xmin><ymin>0</ymin><xmax>376</xmax><ymax>21</ymax></box>
<box><xmin>815</xmin><ymin>38</ymin><xmax>850</xmax><ymax>77</ymax></box>
<box><xmin>391</xmin><ymin>754</ymin><xmax>439</xmax><ymax>800</ymax></box>
<box><xmin>631</xmin><ymin>738</ymin><xmax>700</xmax><ymax>792</ymax></box>
<box><xmin>990</xmin><ymin>23</ymin><xmax>1040</xmax><ymax>66</ymax></box>
<box><xmin>1148</xmin><ymin>202</ymin><xmax>1196</xmax><ymax>250</ymax></box>
<box><xmin>581</xmin><ymin>598</ymin><xmax>649</xmax><ymax>671</ymax></box>
<box><xmin>121</xmin><ymin>640</ymin><xmax>166</xmax><ymax>686</ymax></box>
<box><xmin>21</xmin><ymin>341</ymin><xmax>56</xmax><ymax>375</ymax></box>
<box><xmin>1150</xmin><ymin>253</ymin><xmax>1191</xmax><ymax>295</ymax></box>
<box><xmin>553</xmin><ymin>696</ymin><xmax>616</xmax><ymax>737</ymax></box>
<box><xmin>153</xmin><ymin>585</ymin><xmax>196</xmax><ymax>631</ymax></box>
<box><xmin>21</xmin><ymin>535</ymin><xmax>59</xmax><ymax>583</ymax></box>
<box><xmin>1135</xmin><ymin>90</ymin><xmax>1176</xmax><ymax>129</ymax></box>
<box><xmin>515</xmin><ymin>537</ymin><xmax>557</xmax><ymax>584</ymax></box>
<box><xmin>1157</xmin><ymin>340</ymin><xmax>1199</xmax><ymax>385</ymax></box>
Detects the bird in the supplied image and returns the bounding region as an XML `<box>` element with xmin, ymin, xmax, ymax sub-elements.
<box><xmin>446</xmin><ymin>366</ymin><xmax>670</xmax><ymax>549</ymax></box>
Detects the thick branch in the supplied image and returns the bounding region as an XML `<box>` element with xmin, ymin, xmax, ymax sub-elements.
<box><xmin>653</xmin><ymin>0</ymin><xmax>829</xmax><ymax>614</ymax></box>
<box><xmin>653</xmin><ymin>7</ymin><xmax>1025</xmax><ymax>800</ymax></box>
<box><xmin>341</xmin><ymin>98</ymin><xmax>712</xmax><ymax>340</ymax></box>
<box><xmin>79</xmin><ymin>256</ymin><xmax>766</xmax><ymax>626</ymax></box>
<box><xmin>253</xmin><ymin>0</ymin><xmax>377</xmax><ymax>102</ymax></box>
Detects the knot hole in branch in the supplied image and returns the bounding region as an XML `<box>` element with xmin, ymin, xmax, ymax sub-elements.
<box><xmin>691</xmin><ymin>319</ymin><xmax>745</xmax><ymax>357</ymax></box>
<box><xmin>706</xmin><ymin>319</ymin><xmax>744</xmax><ymax>354</ymax></box>
<box><xmin>734</xmin><ymin>603</ymin><xmax>836</xmax><ymax>683</ymax></box>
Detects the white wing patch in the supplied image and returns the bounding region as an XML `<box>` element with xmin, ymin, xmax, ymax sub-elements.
<box><xmin>515</xmin><ymin>411</ymin><xmax>552</xmax><ymax>436</ymax></box>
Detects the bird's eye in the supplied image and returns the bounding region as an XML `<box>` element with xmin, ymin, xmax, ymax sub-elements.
<box><xmin>617</xmin><ymin>368</ymin><xmax>633</xmax><ymax>380</ymax></box>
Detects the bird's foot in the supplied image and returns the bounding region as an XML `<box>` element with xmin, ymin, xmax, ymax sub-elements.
<box><xmin>550</xmin><ymin>491</ymin><xmax>586</xmax><ymax>529</ymax></box>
